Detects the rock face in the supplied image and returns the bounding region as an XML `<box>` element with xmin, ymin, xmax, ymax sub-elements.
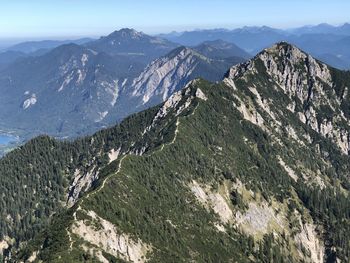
<box><xmin>72</xmin><ymin>210</ymin><xmax>151</xmax><ymax>262</ymax></box>
<box><xmin>67</xmin><ymin>167</ymin><xmax>99</xmax><ymax>207</ymax></box>
<box><xmin>295</xmin><ymin>223</ymin><xmax>325</xmax><ymax>263</ymax></box>
<box><xmin>131</xmin><ymin>47</ymin><xmax>199</xmax><ymax>104</ymax></box>
<box><xmin>190</xmin><ymin>180</ymin><xmax>233</xmax><ymax>224</ymax></box>
<box><xmin>128</xmin><ymin>46</ymin><xmax>243</xmax><ymax>109</ymax></box>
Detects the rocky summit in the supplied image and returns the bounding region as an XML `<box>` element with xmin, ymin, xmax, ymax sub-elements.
<box><xmin>225</xmin><ymin>42</ymin><xmax>350</xmax><ymax>155</ymax></box>
<box><xmin>0</xmin><ymin>42</ymin><xmax>349</xmax><ymax>262</ymax></box>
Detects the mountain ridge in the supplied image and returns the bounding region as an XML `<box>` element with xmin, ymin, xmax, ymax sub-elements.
<box><xmin>0</xmin><ymin>41</ymin><xmax>349</xmax><ymax>262</ymax></box>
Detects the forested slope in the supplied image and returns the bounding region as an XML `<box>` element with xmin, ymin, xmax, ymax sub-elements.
<box><xmin>1</xmin><ymin>43</ymin><xmax>350</xmax><ymax>262</ymax></box>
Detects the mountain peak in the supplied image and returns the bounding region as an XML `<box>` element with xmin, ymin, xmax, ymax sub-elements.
<box><xmin>264</xmin><ymin>41</ymin><xmax>301</xmax><ymax>53</ymax></box>
<box><xmin>262</xmin><ymin>41</ymin><xmax>306</xmax><ymax>57</ymax></box>
<box><xmin>224</xmin><ymin>41</ymin><xmax>350</xmax><ymax>157</ymax></box>
<box><xmin>84</xmin><ymin>29</ymin><xmax>178</xmax><ymax>64</ymax></box>
<box><xmin>225</xmin><ymin>41</ymin><xmax>331</xmax><ymax>89</ymax></box>
<box><xmin>256</xmin><ymin>41</ymin><xmax>310</xmax><ymax>66</ymax></box>
<box><xmin>107</xmin><ymin>28</ymin><xmax>144</xmax><ymax>39</ymax></box>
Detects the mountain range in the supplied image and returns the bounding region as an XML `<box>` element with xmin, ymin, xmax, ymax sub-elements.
<box><xmin>289</xmin><ymin>22</ymin><xmax>350</xmax><ymax>35</ymax></box>
<box><xmin>1</xmin><ymin>24</ymin><xmax>350</xmax><ymax>157</ymax></box>
<box><xmin>0</xmin><ymin>29</ymin><xmax>248</xmax><ymax>155</ymax></box>
<box><xmin>0</xmin><ymin>42</ymin><xmax>349</xmax><ymax>262</ymax></box>
<box><xmin>0</xmin><ymin>38</ymin><xmax>94</xmax><ymax>70</ymax></box>
<box><xmin>2</xmin><ymin>38</ymin><xmax>94</xmax><ymax>54</ymax></box>
<box><xmin>159</xmin><ymin>23</ymin><xmax>350</xmax><ymax>70</ymax></box>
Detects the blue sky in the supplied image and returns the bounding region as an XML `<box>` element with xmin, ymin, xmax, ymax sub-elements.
<box><xmin>0</xmin><ymin>0</ymin><xmax>349</xmax><ymax>39</ymax></box>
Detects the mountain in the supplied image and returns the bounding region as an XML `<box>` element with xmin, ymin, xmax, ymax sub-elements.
<box><xmin>192</xmin><ymin>39</ymin><xmax>251</xmax><ymax>59</ymax></box>
<box><xmin>163</xmin><ymin>24</ymin><xmax>350</xmax><ymax>49</ymax></box>
<box><xmin>0</xmin><ymin>42</ymin><xmax>349</xmax><ymax>262</ymax></box>
<box><xmin>85</xmin><ymin>28</ymin><xmax>179</xmax><ymax>63</ymax></box>
<box><xmin>2</xmin><ymin>26</ymin><xmax>349</xmax><ymax>153</ymax></box>
<box><xmin>0</xmin><ymin>43</ymin><xmax>146</xmax><ymax>140</ymax></box>
<box><xmin>3</xmin><ymin>38</ymin><xmax>94</xmax><ymax>54</ymax></box>
<box><xmin>0</xmin><ymin>36</ymin><xmax>244</xmax><ymax>151</ymax></box>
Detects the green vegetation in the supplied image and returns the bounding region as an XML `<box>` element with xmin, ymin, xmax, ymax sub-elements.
<box><xmin>0</xmin><ymin>94</ymin><xmax>188</xmax><ymax>257</ymax></box>
<box><xmin>0</xmin><ymin>136</ymin><xmax>71</xmax><ymax>247</ymax></box>
<box><xmin>1</xmin><ymin>44</ymin><xmax>350</xmax><ymax>262</ymax></box>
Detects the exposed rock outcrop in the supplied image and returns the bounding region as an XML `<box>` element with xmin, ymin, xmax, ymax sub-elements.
<box><xmin>190</xmin><ymin>180</ymin><xmax>233</xmax><ymax>224</ymax></box>
<box><xmin>67</xmin><ymin>167</ymin><xmax>99</xmax><ymax>207</ymax></box>
<box><xmin>72</xmin><ymin>210</ymin><xmax>151</xmax><ymax>262</ymax></box>
<box><xmin>131</xmin><ymin>47</ymin><xmax>199</xmax><ymax>104</ymax></box>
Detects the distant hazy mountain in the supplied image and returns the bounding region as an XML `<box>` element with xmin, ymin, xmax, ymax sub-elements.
<box><xmin>192</xmin><ymin>39</ymin><xmax>251</xmax><ymax>59</ymax></box>
<box><xmin>0</xmin><ymin>39</ymin><xmax>95</xmax><ymax>70</ymax></box>
<box><xmin>4</xmin><ymin>38</ymin><xmax>94</xmax><ymax>53</ymax></box>
<box><xmin>317</xmin><ymin>53</ymin><xmax>350</xmax><ymax>70</ymax></box>
<box><xmin>287</xmin><ymin>34</ymin><xmax>350</xmax><ymax>69</ymax></box>
<box><xmin>159</xmin><ymin>23</ymin><xmax>350</xmax><ymax>69</ymax></box>
<box><xmin>85</xmin><ymin>28</ymin><xmax>179</xmax><ymax>64</ymax></box>
<box><xmin>290</xmin><ymin>23</ymin><xmax>350</xmax><ymax>36</ymax></box>
<box><xmin>159</xmin><ymin>26</ymin><xmax>286</xmax><ymax>53</ymax></box>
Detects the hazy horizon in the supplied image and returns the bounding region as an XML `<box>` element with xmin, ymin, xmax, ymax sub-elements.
<box><xmin>1</xmin><ymin>0</ymin><xmax>350</xmax><ymax>40</ymax></box>
<box><xmin>0</xmin><ymin>21</ymin><xmax>349</xmax><ymax>49</ymax></box>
